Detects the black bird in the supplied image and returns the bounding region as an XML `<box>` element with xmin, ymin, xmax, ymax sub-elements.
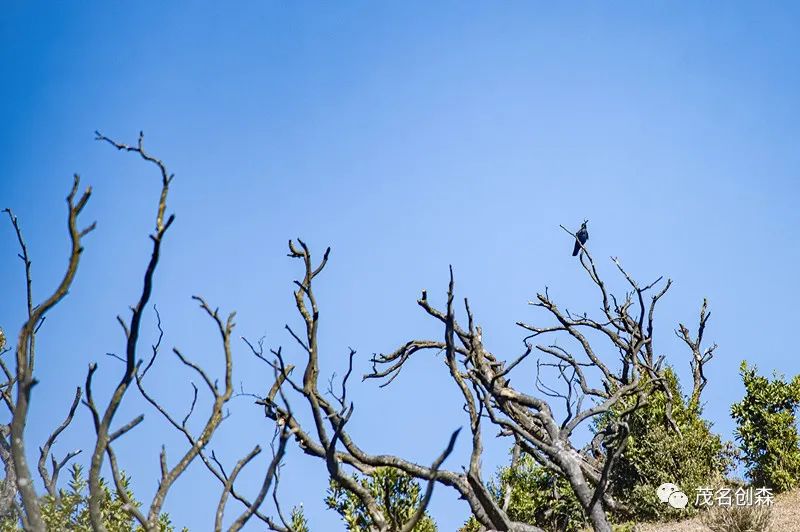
<box><xmin>572</xmin><ymin>220</ymin><xmax>589</xmax><ymax>256</ymax></box>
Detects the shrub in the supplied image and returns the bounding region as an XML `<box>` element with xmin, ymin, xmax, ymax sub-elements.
<box><xmin>0</xmin><ymin>464</ymin><xmax>182</xmax><ymax>532</ymax></box>
<box><xmin>460</xmin><ymin>368</ymin><xmax>731</xmax><ymax>529</ymax></box>
<box><xmin>700</xmin><ymin>502</ymin><xmax>772</xmax><ymax>532</ymax></box>
<box><xmin>458</xmin><ymin>453</ymin><xmax>587</xmax><ymax>532</ymax></box>
<box><xmin>730</xmin><ymin>361</ymin><xmax>800</xmax><ymax>493</ymax></box>
<box><xmin>603</xmin><ymin>368</ymin><xmax>733</xmax><ymax>521</ymax></box>
<box><xmin>325</xmin><ymin>467</ymin><xmax>436</xmax><ymax>531</ymax></box>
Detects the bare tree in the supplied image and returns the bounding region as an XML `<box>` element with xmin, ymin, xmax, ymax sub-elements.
<box><xmin>361</xmin><ymin>228</ymin><xmax>716</xmax><ymax>532</ymax></box>
<box><xmin>1</xmin><ymin>134</ymin><xmax>297</xmax><ymax>532</ymax></box>
<box><xmin>2</xmin><ymin>181</ymin><xmax>94</xmax><ymax>530</ymax></box>
<box><xmin>238</xmin><ymin>241</ymin><xmax>553</xmax><ymax>532</ymax></box>
<box><xmin>83</xmin><ymin>138</ymin><xmax>454</xmax><ymax>532</ymax></box>
<box><xmin>1</xmin><ymin>136</ymin><xmax>716</xmax><ymax>532</ymax></box>
<box><xmin>83</xmin><ymin>132</ymin><xmax>299</xmax><ymax>532</ymax></box>
<box><xmin>240</xmin><ymin>239</ymin><xmax>462</xmax><ymax>532</ymax></box>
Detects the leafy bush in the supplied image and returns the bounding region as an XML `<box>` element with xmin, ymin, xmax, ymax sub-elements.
<box><xmin>493</xmin><ymin>456</ymin><xmax>586</xmax><ymax>531</ymax></box>
<box><xmin>731</xmin><ymin>361</ymin><xmax>800</xmax><ymax>492</ymax></box>
<box><xmin>459</xmin><ymin>453</ymin><xmax>587</xmax><ymax>532</ymax></box>
<box><xmin>603</xmin><ymin>368</ymin><xmax>733</xmax><ymax>521</ymax></box>
<box><xmin>325</xmin><ymin>467</ymin><xmax>436</xmax><ymax>531</ymax></box>
<box><xmin>0</xmin><ymin>464</ymin><xmax>182</xmax><ymax>532</ymax></box>
<box><xmin>459</xmin><ymin>368</ymin><xmax>730</xmax><ymax>530</ymax></box>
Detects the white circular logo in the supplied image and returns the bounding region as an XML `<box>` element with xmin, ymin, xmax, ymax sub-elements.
<box><xmin>668</xmin><ymin>491</ymin><xmax>689</xmax><ymax>509</ymax></box>
<box><xmin>656</xmin><ymin>483</ymin><xmax>688</xmax><ymax>509</ymax></box>
<box><xmin>656</xmin><ymin>483</ymin><xmax>679</xmax><ymax>503</ymax></box>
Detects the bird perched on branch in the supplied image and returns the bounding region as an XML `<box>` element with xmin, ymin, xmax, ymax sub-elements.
<box><xmin>572</xmin><ymin>220</ymin><xmax>589</xmax><ymax>256</ymax></box>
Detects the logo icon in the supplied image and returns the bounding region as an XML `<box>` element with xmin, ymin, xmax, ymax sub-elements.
<box><xmin>657</xmin><ymin>483</ymin><xmax>689</xmax><ymax>509</ymax></box>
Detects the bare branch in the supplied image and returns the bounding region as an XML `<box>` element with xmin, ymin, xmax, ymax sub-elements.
<box><xmin>38</xmin><ymin>387</ymin><xmax>82</xmax><ymax>497</ymax></box>
<box><xmin>88</xmin><ymin>132</ymin><xmax>174</xmax><ymax>532</ymax></box>
<box><xmin>678</xmin><ymin>298</ymin><xmax>716</xmax><ymax>408</ymax></box>
<box><xmin>214</xmin><ymin>445</ymin><xmax>261</xmax><ymax>532</ymax></box>
<box><xmin>361</xmin><ymin>225</ymin><xmax>698</xmax><ymax>532</ymax></box>
<box><xmin>228</xmin><ymin>428</ymin><xmax>291</xmax><ymax>532</ymax></box>
<box><xmin>6</xmin><ymin>175</ymin><xmax>94</xmax><ymax>531</ymax></box>
<box><xmin>398</xmin><ymin>427</ymin><xmax>461</xmax><ymax>532</ymax></box>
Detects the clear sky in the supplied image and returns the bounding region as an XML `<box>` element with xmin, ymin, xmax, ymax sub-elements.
<box><xmin>2</xmin><ymin>2</ymin><xmax>800</xmax><ymax>530</ymax></box>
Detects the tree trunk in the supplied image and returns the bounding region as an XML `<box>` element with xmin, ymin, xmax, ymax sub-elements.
<box><xmin>560</xmin><ymin>456</ymin><xmax>613</xmax><ymax>532</ymax></box>
<box><xmin>585</xmin><ymin>500</ymin><xmax>612</xmax><ymax>532</ymax></box>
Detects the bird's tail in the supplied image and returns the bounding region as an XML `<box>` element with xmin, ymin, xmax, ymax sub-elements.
<box><xmin>572</xmin><ymin>240</ymin><xmax>581</xmax><ymax>256</ymax></box>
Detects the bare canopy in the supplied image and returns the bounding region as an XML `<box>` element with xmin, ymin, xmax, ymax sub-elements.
<box><xmin>1</xmin><ymin>135</ymin><xmax>715</xmax><ymax>532</ymax></box>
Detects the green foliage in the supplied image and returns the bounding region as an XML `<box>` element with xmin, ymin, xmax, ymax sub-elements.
<box><xmin>325</xmin><ymin>467</ymin><xmax>436</xmax><ymax>531</ymax></box>
<box><xmin>494</xmin><ymin>457</ymin><xmax>585</xmax><ymax>531</ymax></box>
<box><xmin>289</xmin><ymin>504</ymin><xmax>310</xmax><ymax>532</ymax></box>
<box><xmin>458</xmin><ymin>453</ymin><xmax>587</xmax><ymax>532</ymax></box>
<box><xmin>603</xmin><ymin>367</ymin><xmax>733</xmax><ymax>521</ymax></box>
<box><xmin>731</xmin><ymin>360</ymin><xmax>800</xmax><ymax>492</ymax></box>
<box><xmin>458</xmin><ymin>515</ymin><xmax>482</xmax><ymax>532</ymax></box>
<box><xmin>0</xmin><ymin>464</ymin><xmax>184</xmax><ymax>532</ymax></box>
<box><xmin>459</xmin><ymin>368</ymin><xmax>730</xmax><ymax>529</ymax></box>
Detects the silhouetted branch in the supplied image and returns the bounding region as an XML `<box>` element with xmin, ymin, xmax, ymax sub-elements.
<box><xmin>399</xmin><ymin>427</ymin><xmax>461</xmax><ymax>532</ymax></box>
<box><xmin>87</xmin><ymin>132</ymin><xmax>174</xmax><ymax>532</ymax></box>
<box><xmin>4</xmin><ymin>175</ymin><xmax>95</xmax><ymax>531</ymax></box>
<box><xmin>38</xmin><ymin>386</ymin><xmax>82</xmax><ymax>498</ymax></box>
<box><xmin>363</xmin><ymin>225</ymin><xmax>712</xmax><ymax>532</ymax></box>
<box><xmin>678</xmin><ymin>298</ymin><xmax>717</xmax><ymax>409</ymax></box>
<box><xmin>248</xmin><ymin>241</ymin><xmax>473</xmax><ymax>532</ymax></box>
<box><xmin>215</xmin><ymin>445</ymin><xmax>261</xmax><ymax>531</ymax></box>
<box><xmin>228</xmin><ymin>427</ymin><xmax>291</xmax><ymax>532</ymax></box>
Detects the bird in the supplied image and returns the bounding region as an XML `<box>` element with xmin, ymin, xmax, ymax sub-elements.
<box><xmin>572</xmin><ymin>220</ymin><xmax>589</xmax><ymax>256</ymax></box>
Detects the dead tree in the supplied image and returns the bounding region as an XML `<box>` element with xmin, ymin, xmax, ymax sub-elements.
<box><xmin>1</xmin><ymin>133</ymin><xmax>295</xmax><ymax>532</ymax></box>
<box><xmin>2</xmin><ymin>182</ymin><xmax>94</xmax><ymax>530</ymax></box>
<box><xmin>362</xmin><ymin>228</ymin><xmax>716</xmax><ymax>532</ymax></box>
<box><xmin>2</xmin><ymin>135</ymin><xmax>716</xmax><ymax>532</ymax></box>
<box><xmin>83</xmin><ymin>139</ymin><xmax>454</xmax><ymax>532</ymax></box>
<box><xmin>82</xmin><ymin>132</ymin><xmax>296</xmax><ymax>532</ymax></box>
<box><xmin>2</xmin><ymin>133</ymin><xmax>435</xmax><ymax>532</ymax></box>
<box><xmin>241</xmin><ymin>239</ymin><xmax>462</xmax><ymax>532</ymax></box>
<box><xmin>248</xmin><ymin>241</ymin><xmax>552</xmax><ymax>532</ymax></box>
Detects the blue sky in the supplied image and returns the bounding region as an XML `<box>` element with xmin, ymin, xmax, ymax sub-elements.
<box><xmin>2</xmin><ymin>2</ymin><xmax>800</xmax><ymax>530</ymax></box>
